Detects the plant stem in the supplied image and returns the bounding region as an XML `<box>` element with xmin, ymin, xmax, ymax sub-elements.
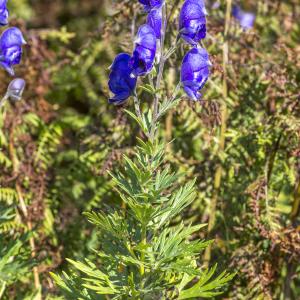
<box><xmin>139</xmin><ymin>224</ymin><xmax>147</xmax><ymax>277</ymax></box>
<box><xmin>9</xmin><ymin>122</ymin><xmax>41</xmax><ymax>298</ymax></box>
<box><xmin>133</xmin><ymin>92</ymin><xmax>142</xmax><ymax>120</ymax></box>
<box><xmin>150</xmin><ymin>2</ymin><xmax>167</xmax><ymax>141</ymax></box>
<box><xmin>0</xmin><ymin>95</ymin><xmax>8</xmax><ymax>109</ymax></box>
<box><xmin>204</xmin><ymin>0</ymin><xmax>232</xmax><ymax>265</ymax></box>
<box><xmin>0</xmin><ymin>281</ymin><xmax>6</xmax><ymax>299</ymax></box>
<box><xmin>291</xmin><ymin>179</ymin><xmax>300</xmax><ymax>222</ymax></box>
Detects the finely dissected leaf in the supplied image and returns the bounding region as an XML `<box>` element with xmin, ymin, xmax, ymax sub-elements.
<box><xmin>0</xmin><ymin>232</ymin><xmax>32</xmax><ymax>283</ymax></box>
<box><xmin>84</xmin><ymin>211</ymin><xmax>128</xmax><ymax>241</ymax></box>
<box><xmin>155</xmin><ymin>180</ymin><xmax>197</xmax><ymax>227</ymax></box>
<box><xmin>66</xmin><ymin>259</ymin><xmax>108</xmax><ymax>281</ymax></box>
<box><xmin>178</xmin><ymin>266</ymin><xmax>235</xmax><ymax>299</ymax></box>
<box><xmin>138</xmin><ymin>84</ymin><xmax>156</xmax><ymax>95</ymax></box>
<box><xmin>152</xmin><ymin>223</ymin><xmax>210</xmax><ymax>269</ymax></box>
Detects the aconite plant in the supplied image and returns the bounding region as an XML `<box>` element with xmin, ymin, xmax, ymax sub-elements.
<box><xmin>52</xmin><ymin>0</ymin><xmax>234</xmax><ymax>299</ymax></box>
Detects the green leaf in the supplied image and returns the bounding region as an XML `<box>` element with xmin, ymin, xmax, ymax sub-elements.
<box><xmin>178</xmin><ymin>265</ymin><xmax>235</xmax><ymax>299</ymax></box>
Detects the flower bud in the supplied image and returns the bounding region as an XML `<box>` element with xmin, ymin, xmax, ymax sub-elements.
<box><xmin>147</xmin><ymin>5</ymin><xmax>162</xmax><ymax>39</ymax></box>
<box><xmin>138</xmin><ymin>0</ymin><xmax>164</xmax><ymax>12</ymax></box>
<box><xmin>6</xmin><ymin>78</ymin><xmax>25</xmax><ymax>102</ymax></box>
<box><xmin>0</xmin><ymin>0</ymin><xmax>9</xmax><ymax>26</ymax></box>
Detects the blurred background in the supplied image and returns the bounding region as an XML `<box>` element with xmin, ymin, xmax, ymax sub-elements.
<box><xmin>0</xmin><ymin>0</ymin><xmax>300</xmax><ymax>299</ymax></box>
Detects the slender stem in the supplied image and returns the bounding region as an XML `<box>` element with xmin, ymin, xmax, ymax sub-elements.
<box><xmin>204</xmin><ymin>0</ymin><xmax>232</xmax><ymax>265</ymax></box>
<box><xmin>9</xmin><ymin>122</ymin><xmax>41</xmax><ymax>297</ymax></box>
<box><xmin>0</xmin><ymin>95</ymin><xmax>8</xmax><ymax>109</ymax></box>
<box><xmin>0</xmin><ymin>281</ymin><xmax>6</xmax><ymax>299</ymax></box>
<box><xmin>139</xmin><ymin>224</ymin><xmax>146</xmax><ymax>276</ymax></box>
<box><xmin>291</xmin><ymin>179</ymin><xmax>300</xmax><ymax>222</ymax></box>
<box><xmin>149</xmin><ymin>2</ymin><xmax>167</xmax><ymax>141</ymax></box>
<box><xmin>133</xmin><ymin>92</ymin><xmax>142</xmax><ymax>120</ymax></box>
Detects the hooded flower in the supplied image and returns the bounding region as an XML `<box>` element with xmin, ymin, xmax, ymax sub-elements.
<box><xmin>129</xmin><ymin>24</ymin><xmax>156</xmax><ymax>77</ymax></box>
<box><xmin>147</xmin><ymin>5</ymin><xmax>162</xmax><ymax>39</ymax></box>
<box><xmin>0</xmin><ymin>27</ymin><xmax>26</xmax><ymax>76</ymax></box>
<box><xmin>232</xmin><ymin>5</ymin><xmax>255</xmax><ymax>29</ymax></box>
<box><xmin>0</xmin><ymin>0</ymin><xmax>8</xmax><ymax>26</ymax></box>
<box><xmin>181</xmin><ymin>47</ymin><xmax>210</xmax><ymax>101</ymax></box>
<box><xmin>179</xmin><ymin>0</ymin><xmax>207</xmax><ymax>46</ymax></box>
<box><xmin>108</xmin><ymin>53</ymin><xmax>137</xmax><ymax>105</ymax></box>
<box><xmin>138</xmin><ymin>0</ymin><xmax>164</xmax><ymax>12</ymax></box>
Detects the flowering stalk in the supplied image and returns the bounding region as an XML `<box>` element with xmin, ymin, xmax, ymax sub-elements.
<box><xmin>149</xmin><ymin>1</ymin><xmax>166</xmax><ymax>141</ymax></box>
<box><xmin>204</xmin><ymin>0</ymin><xmax>232</xmax><ymax>265</ymax></box>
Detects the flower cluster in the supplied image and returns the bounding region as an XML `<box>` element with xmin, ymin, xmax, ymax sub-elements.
<box><xmin>108</xmin><ymin>0</ymin><xmax>211</xmax><ymax>104</ymax></box>
<box><xmin>0</xmin><ymin>1</ymin><xmax>26</xmax><ymax>76</ymax></box>
<box><xmin>179</xmin><ymin>0</ymin><xmax>210</xmax><ymax>101</ymax></box>
<box><xmin>108</xmin><ymin>1</ymin><xmax>160</xmax><ymax>105</ymax></box>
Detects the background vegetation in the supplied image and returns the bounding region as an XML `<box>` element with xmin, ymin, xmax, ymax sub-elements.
<box><xmin>0</xmin><ymin>0</ymin><xmax>299</xmax><ymax>299</ymax></box>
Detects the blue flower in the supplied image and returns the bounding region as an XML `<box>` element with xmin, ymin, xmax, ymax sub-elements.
<box><xmin>179</xmin><ymin>0</ymin><xmax>207</xmax><ymax>46</ymax></box>
<box><xmin>138</xmin><ymin>0</ymin><xmax>164</xmax><ymax>12</ymax></box>
<box><xmin>232</xmin><ymin>5</ymin><xmax>255</xmax><ymax>30</ymax></box>
<box><xmin>129</xmin><ymin>24</ymin><xmax>156</xmax><ymax>77</ymax></box>
<box><xmin>0</xmin><ymin>27</ymin><xmax>26</xmax><ymax>76</ymax></box>
<box><xmin>0</xmin><ymin>0</ymin><xmax>8</xmax><ymax>26</ymax></box>
<box><xmin>147</xmin><ymin>5</ymin><xmax>162</xmax><ymax>39</ymax></box>
<box><xmin>181</xmin><ymin>47</ymin><xmax>210</xmax><ymax>101</ymax></box>
<box><xmin>108</xmin><ymin>53</ymin><xmax>137</xmax><ymax>105</ymax></box>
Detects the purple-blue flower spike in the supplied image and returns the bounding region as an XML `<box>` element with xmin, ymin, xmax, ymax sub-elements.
<box><xmin>232</xmin><ymin>5</ymin><xmax>255</xmax><ymax>30</ymax></box>
<box><xmin>147</xmin><ymin>5</ymin><xmax>162</xmax><ymax>40</ymax></box>
<box><xmin>0</xmin><ymin>0</ymin><xmax>8</xmax><ymax>26</ymax></box>
<box><xmin>181</xmin><ymin>47</ymin><xmax>211</xmax><ymax>101</ymax></box>
<box><xmin>138</xmin><ymin>0</ymin><xmax>164</xmax><ymax>12</ymax></box>
<box><xmin>179</xmin><ymin>0</ymin><xmax>207</xmax><ymax>46</ymax></box>
<box><xmin>129</xmin><ymin>24</ymin><xmax>157</xmax><ymax>77</ymax></box>
<box><xmin>0</xmin><ymin>27</ymin><xmax>27</xmax><ymax>76</ymax></box>
<box><xmin>108</xmin><ymin>53</ymin><xmax>137</xmax><ymax>105</ymax></box>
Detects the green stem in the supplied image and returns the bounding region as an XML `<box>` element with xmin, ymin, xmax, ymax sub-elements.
<box><xmin>0</xmin><ymin>95</ymin><xmax>8</xmax><ymax>109</ymax></box>
<box><xmin>204</xmin><ymin>0</ymin><xmax>232</xmax><ymax>265</ymax></box>
<box><xmin>0</xmin><ymin>281</ymin><xmax>6</xmax><ymax>299</ymax></box>
<box><xmin>133</xmin><ymin>92</ymin><xmax>142</xmax><ymax>120</ymax></box>
<box><xmin>139</xmin><ymin>224</ymin><xmax>147</xmax><ymax>277</ymax></box>
<box><xmin>150</xmin><ymin>2</ymin><xmax>167</xmax><ymax>141</ymax></box>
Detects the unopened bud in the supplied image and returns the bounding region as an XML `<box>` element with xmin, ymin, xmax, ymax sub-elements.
<box><xmin>6</xmin><ymin>78</ymin><xmax>26</xmax><ymax>102</ymax></box>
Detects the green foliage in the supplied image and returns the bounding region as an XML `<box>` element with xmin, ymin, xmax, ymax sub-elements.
<box><xmin>0</xmin><ymin>201</ymin><xmax>32</xmax><ymax>297</ymax></box>
<box><xmin>0</xmin><ymin>0</ymin><xmax>300</xmax><ymax>299</ymax></box>
<box><xmin>52</xmin><ymin>130</ymin><xmax>233</xmax><ymax>298</ymax></box>
<box><xmin>0</xmin><ymin>232</ymin><xmax>32</xmax><ymax>285</ymax></box>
